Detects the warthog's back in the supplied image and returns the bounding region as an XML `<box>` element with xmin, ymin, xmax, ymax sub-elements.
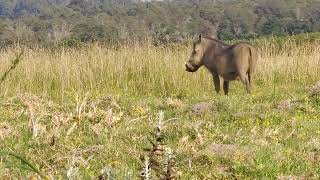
<box><xmin>222</xmin><ymin>43</ymin><xmax>257</xmax><ymax>79</ymax></box>
<box><xmin>234</xmin><ymin>43</ymin><xmax>258</xmax><ymax>75</ymax></box>
<box><xmin>202</xmin><ymin>41</ymin><xmax>258</xmax><ymax>82</ymax></box>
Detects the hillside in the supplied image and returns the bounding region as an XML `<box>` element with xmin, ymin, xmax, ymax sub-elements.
<box><xmin>1</xmin><ymin>0</ymin><xmax>320</xmax><ymax>47</ymax></box>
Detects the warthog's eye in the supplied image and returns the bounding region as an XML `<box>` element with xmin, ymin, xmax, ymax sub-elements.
<box><xmin>195</xmin><ymin>45</ymin><xmax>201</xmax><ymax>51</ymax></box>
<box><xmin>193</xmin><ymin>49</ymin><xmax>198</xmax><ymax>54</ymax></box>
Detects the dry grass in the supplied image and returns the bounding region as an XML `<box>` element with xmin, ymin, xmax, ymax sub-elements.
<box><xmin>0</xmin><ymin>36</ymin><xmax>319</xmax><ymax>179</ymax></box>
<box><xmin>0</xmin><ymin>37</ymin><xmax>319</xmax><ymax>100</ymax></box>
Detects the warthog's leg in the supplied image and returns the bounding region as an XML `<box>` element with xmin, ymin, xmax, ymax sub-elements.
<box><xmin>248</xmin><ymin>72</ymin><xmax>254</xmax><ymax>87</ymax></box>
<box><xmin>223</xmin><ymin>81</ymin><xmax>229</xmax><ymax>95</ymax></box>
<box><xmin>213</xmin><ymin>74</ymin><xmax>221</xmax><ymax>94</ymax></box>
<box><xmin>239</xmin><ymin>73</ymin><xmax>251</xmax><ymax>93</ymax></box>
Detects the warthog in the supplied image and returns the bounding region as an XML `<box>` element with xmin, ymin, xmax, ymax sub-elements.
<box><xmin>185</xmin><ymin>34</ymin><xmax>258</xmax><ymax>95</ymax></box>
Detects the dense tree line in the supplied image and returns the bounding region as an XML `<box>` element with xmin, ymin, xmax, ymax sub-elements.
<box><xmin>0</xmin><ymin>0</ymin><xmax>320</xmax><ymax>47</ymax></box>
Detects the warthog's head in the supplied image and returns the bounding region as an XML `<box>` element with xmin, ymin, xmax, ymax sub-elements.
<box><xmin>185</xmin><ymin>34</ymin><xmax>205</xmax><ymax>72</ymax></box>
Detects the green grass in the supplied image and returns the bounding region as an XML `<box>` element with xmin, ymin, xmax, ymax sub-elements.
<box><xmin>0</xmin><ymin>36</ymin><xmax>319</xmax><ymax>179</ymax></box>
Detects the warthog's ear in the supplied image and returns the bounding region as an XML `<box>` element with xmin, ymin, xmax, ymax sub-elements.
<box><xmin>198</xmin><ymin>34</ymin><xmax>202</xmax><ymax>42</ymax></box>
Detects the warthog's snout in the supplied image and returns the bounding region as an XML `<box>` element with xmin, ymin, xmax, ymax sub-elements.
<box><xmin>185</xmin><ymin>63</ymin><xmax>199</xmax><ymax>72</ymax></box>
<box><xmin>185</xmin><ymin>63</ymin><xmax>194</xmax><ymax>72</ymax></box>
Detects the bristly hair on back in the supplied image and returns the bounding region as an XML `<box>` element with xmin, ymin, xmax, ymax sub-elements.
<box><xmin>200</xmin><ymin>34</ymin><xmax>230</xmax><ymax>46</ymax></box>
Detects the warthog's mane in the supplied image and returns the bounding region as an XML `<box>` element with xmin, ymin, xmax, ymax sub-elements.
<box><xmin>201</xmin><ymin>35</ymin><xmax>230</xmax><ymax>46</ymax></box>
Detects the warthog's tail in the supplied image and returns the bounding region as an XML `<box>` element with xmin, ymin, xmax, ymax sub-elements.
<box><xmin>248</xmin><ymin>46</ymin><xmax>258</xmax><ymax>84</ymax></box>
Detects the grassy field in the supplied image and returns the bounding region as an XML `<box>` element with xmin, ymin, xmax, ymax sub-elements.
<box><xmin>0</xmin><ymin>36</ymin><xmax>320</xmax><ymax>179</ymax></box>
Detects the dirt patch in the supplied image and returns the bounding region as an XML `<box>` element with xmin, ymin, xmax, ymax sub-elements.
<box><xmin>91</xmin><ymin>123</ymin><xmax>104</xmax><ymax>136</ymax></box>
<box><xmin>307</xmin><ymin>150</ymin><xmax>320</xmax><ymax>164</ymax></box>
<box><xmin>277</xmin><ymin>175</ymin><xmax>306</xmax><ymax>180</ymax></box>
<box><xmin>165</xmin><ymin>97</ymin><xmax>185</xmax><ymax>108</ymax></box>
<box><xmin>207</xmin><ymin>144</ymin><xmax>251</xmax><ymax>156</ymax></box>
<box><xmin>216</xmin><ymin>165</ymin><xmax>232</xmax><ymax>174</ymax></box>
<box><xmin>208</xmin><ymin>144</ymin><xmax>238</xmax><ymax>155</ymax></box>
<box><xmin>207</xmin><ymin>144</ymin><xmax>254</xmax><ymax>157</ymax></box>
<box><xmin>275</xmin><ymin>100</ymin><xmax>301</xmax><ymax>111</ymax></box>
<box><xmin>191</xmin><ymin>102</ymin><xmax>214</xmax><ymax>115</ymax></box>
<box><xmin>308</xmin><ymin>81</ymin><xmax>320</xmax><ymax>96</ymax></box>
<box><xmin>0</xmin><ymin>122</ymin><xmax>13</xmax><ymax>139</ymax></box>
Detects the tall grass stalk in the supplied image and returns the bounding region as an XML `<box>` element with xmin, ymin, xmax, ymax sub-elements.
<box><xmin>0</xmin><ymin>151</ymin><xmax>45</xmax><ymax>179</ymax></box>
<box><xmin>0</xmin><ymin>51</ymin><xmax>23</xmax><ymax>86</ymax></box>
